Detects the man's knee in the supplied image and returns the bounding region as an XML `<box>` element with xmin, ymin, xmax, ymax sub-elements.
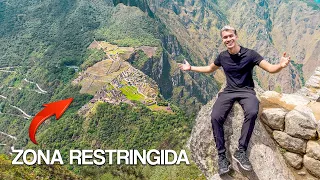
<box><xmin>245</xmin><ymin>108</ymin><xmax>259</xmax><ymax>120</ymax></box>
<box><xmin>211</xmin><ymin>112</ymin><xmax>225</xmax><ymax>125</ymax></box>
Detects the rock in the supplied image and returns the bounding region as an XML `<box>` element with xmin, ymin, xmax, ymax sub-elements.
<box><xmin>283</xmin><ymin>152</ymin><xmax>303</xmax><ymax>169</ymax></box>
<box><xmin>260</xmin><ymin>91</ymin><xmax>310</xmax><ymax>110</ymax></box>
<box><xmin>297</xmin><ymin>67</ymin><xmax>320</xmax><ymax>101</ymax></box>
<box><xmin>273</xmin><ymin>131</ymin><xmax>306</xmax><ymax>154</ymax></box>
<box><xmin>284</xmin><ymin>107</ymin><xmax>317</xmax><ymax>140</ymax></box>
<box><xmin>280</xmin><ymin>94</ymin><xmax>310</xmax><ymax>107</ymax></box>
<box><xmin>189</xmin><ymin>97</ymin><xmax>295</xmax><ymax>180</ymax></box>
<box><xmin>261</xmin><ymin>91</ymin><xmax>281</xmax><ymax>99</ymax></box>
<box><xmin>261</xmin><ymin>108</ymin><xmax>287</xmax><ymax>130</ymax></box>
<box><xmin>306</xmin><ymin>140</ymin><xmax>320</xmax><ymax>161</ymax></box>
<box><xmin>303</xmin><ymin>155</ymin><xmax>320</xmax><ymax>178</ymax></box>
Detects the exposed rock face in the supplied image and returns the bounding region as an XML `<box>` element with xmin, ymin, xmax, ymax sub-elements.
<box><xmin>117</xmin><ymin>0</ymin><xmax>320</xmax><ymax>94</ymax></box>
<box><xmin>283</xmin><ymin>152</ymin><xmax>303</xmax><ymax>169</ymax></box>
<box><xmin>189</xmin><ymin>97</ymin><xmax>295</xmax><ymax>180</ymax></box>
<box><xmin>273</xmin><ymin>130</ymin><xmax>307</xmax><ymax>154</ymax></box>
<box><xmin>261</xmin><ymin>108</ymin><xmax>287</xmax><ymax>130</ymax></box>
<box><xmin>285</xmin><ymin>108</ymin><xmax>318</xmax><ymax>140</ymax></box>
<box><xmin>306</xmin><ymin>141</ymin><xmax>320</xmax><ymax>161</ymax></box>
<box><xmin>189</xmin><ymin>67</ymin><xmax>320</xmax><ymax>179</ymax></box>
<box><xmin>298</xmin><ymin>67</ymin><xmax>320</xmax><ymax>101</ymax></box>
<box><xmin>304</xmin><ymin>155</ymin><xmax>320</xmax><ymax>178</ymax></box>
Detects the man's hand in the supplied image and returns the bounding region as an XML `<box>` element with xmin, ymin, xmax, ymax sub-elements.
<box><xmin>179</xmin><ymin>59</ymin><xmax>191</xmax><ymax>71</ymax></box>
<box><xmin>280</xmin><ymin>52</ymin><xmax>290</xmax><ymax>68</ymax></box>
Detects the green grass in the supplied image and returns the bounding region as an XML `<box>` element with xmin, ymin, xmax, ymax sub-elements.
<box><xmin>120</xmin><ymin>85</ymin><xmax>145</xmax><ymax>101</ymax></box>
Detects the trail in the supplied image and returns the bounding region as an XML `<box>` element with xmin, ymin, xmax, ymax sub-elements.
<box><xmin>0</xmin><ymin>70</ymin><xmax>15</xmax><ymax>73</ymax></box>
<box><xmin>0</xmin><ymin>112</ymin><xmax>30</xmax><ymax>119</ymax></box>
<box><xmin>0</xmin><ymin>95</ymin><xmax>31</xmax><ymax>119</ymax></box>
<box><xmin>23</xmin><ymin>78</ymin><xmax>48</xmax><ymax>94</ymax></box>
<box><xmin>7</xmin><ymin>86</ymin><xmax>46</xmax><ymax>94</ymax></box>
<box><xmin>10</xmin><ymin>105</ymin><xmax>32</xmax><ymax>119</ymax></box>
<box><xmin>0</xmin><ymin>131</ymin><xmax>17</xmax><ymax>141</ymax></box>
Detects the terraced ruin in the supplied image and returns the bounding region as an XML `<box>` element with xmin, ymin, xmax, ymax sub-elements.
<box><xmin>74</xmin><ymin>41</ymin><xmax>172</xmax><ymax>114</ymax></box>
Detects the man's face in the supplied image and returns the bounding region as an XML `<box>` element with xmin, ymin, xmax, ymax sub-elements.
<box><xmin>221</xmin><ymin>30</ymin><xmax>238</xmax><ymax>49</ymax></box>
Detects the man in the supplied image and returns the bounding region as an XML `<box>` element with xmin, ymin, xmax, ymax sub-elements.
<box><xmin>179</xmin><ymin>25</ymin><xmax>290</xmax><ymax>175</ymax></box>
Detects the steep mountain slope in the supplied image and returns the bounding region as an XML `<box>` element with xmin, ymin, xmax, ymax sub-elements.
<box><xmin>115</xmin><ymin>0</ymin><xmax>320</xmax><ymax>93</ymax></box>
<box><xmin>0</xmin><ymin>0</ymin><xmax>210</xmax><ymax>178</ymax></box>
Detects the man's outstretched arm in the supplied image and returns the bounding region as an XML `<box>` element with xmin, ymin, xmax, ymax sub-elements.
<box><xmin>258</xmin><ymin>52</ymin><xmax>291</xmax><ymax>73</ymax></box>
<box><xmin>179</xmin><ymin>60</ymin><xmax>220</xmax><ymax>73</ymax></box>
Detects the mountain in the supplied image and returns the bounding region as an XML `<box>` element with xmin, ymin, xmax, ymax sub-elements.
<box><xmin>115</xmin><ymin>0</ymin><xmax>320</xmax><ymax>93</ymax></box>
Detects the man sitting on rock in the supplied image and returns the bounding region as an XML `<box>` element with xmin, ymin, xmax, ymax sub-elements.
<box><xmin>179</xmin><ymin>25</ymin><xmax>290</xmax><ymax>175</ymax></box>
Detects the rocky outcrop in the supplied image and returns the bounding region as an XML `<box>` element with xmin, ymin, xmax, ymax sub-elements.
<box><xmin>259</xmin><ymin>91</ymin><xmax>320</xmax><ymax>179</ymax></box>
<box><xmin>189</xmin><ymin>68</ymin><xmax>320</xmax><ymax>179</ymax></box>
<box><xmin>298</xmin><ymin>66</ymin><xmax>320</xmax><ymax>101</ymax></box>
<box><xmin>189</xmin><ymin>92</ymin><xmax>295</xmax><ymax>180</ymax></box>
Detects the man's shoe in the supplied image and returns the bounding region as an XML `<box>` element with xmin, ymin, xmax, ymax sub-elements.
<box><xmin>218</xmin><ymin>154</ymin><xmax>231</xmax><ymax>175</ymax></box>
<box><xmin>232</xmin><ymin>149</ymin><xmax>253</xmax><ymax>171</ymax></box>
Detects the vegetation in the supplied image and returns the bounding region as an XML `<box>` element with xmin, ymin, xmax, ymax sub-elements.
<box><xmin>0</xmin><ymin>0</ymin><xmax>214</xmax><ymax>178</ymax></box>
<box><xmin>80</xmin><ymin>49</ymin><xmax>106</xmax><ymax>71</ymax></box>
<box><xmin>291</xmin><ymin>60</ymin><xmax>305</xmax><ymax>86</ymax></box>
<box><xmin>23</xmin><ymin>101</ymin><xmax>203</xmax><ymax>179</ymax></box>
<box><xmin>0</xmin><ymin>154</ymin><xmax>80</xmax><ymax>180</ymax></box>
<box><xmin>131</xmin><ymin>49</ymin><xmax>150</xmax><ymax>69</ymax></box>
<box><xmin>120</xmin><ymin>85</ymin><xmax>145</xmax><ymax>101</ymax></box>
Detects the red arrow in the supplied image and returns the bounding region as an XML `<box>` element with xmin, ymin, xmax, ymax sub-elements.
<box><xmin>29</xmin><ymin>98</ymin><xmax>73</xmax><ymax>144</ymax></box>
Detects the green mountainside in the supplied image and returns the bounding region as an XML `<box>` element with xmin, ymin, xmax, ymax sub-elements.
<box><xmin>0</xmin><ymin>0</ymin><xmax>212</xmax><ymax>179</ymax></box>
<box><xmin>1</xmin><ymin>0</ymin><xmax>320</xmax><ymax>179</ymax></box>
<box><xmin>115</xmin><ymin>0</ymin><xmax>320</xmax><ymax>93</ymax></box>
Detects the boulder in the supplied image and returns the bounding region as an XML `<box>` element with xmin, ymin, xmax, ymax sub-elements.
<box><xmin>306</xmin><ymin>140</ymin><xmax>320</xmax><ymax>161</ymax></box>
<box><xmin>303</xmin><ymin>155</ymin><xmax>320</xmax><ymax>178</ymax></box>
<box><xmin>260</xmin><ymin>91</ymin><xmax>310</xmax><ymax>110</ymax></box>
<box><xmin>261</xmin><ymin>108</ymin><xmax>287</xmax><ymax>130</ymax></box>
<box><xmin>280</xmin><ymin>94</ymin><xmax>310</xmax><ymax>107</ymax></box>
<box><xmin>297</xmin><ymin>67</ymin><xmax>320</xmax><ymax>101</ymax></box>
<box><xmin>284</xmin><ymin>106</ymin><xmax>317</xmax><ymax>140</ymax></box>
<box><xmin>189</xmin><ymin>98</ymin><xmax>295</xmax><ymax>180</ymax></box>
<box><xmin>273</xmin><ymin>131</ymin><xmax>306</xmax><ymax>154</ymax></box>
<box><xmin>283</xmin><ymin>152</ymin><xmax>303</xmax><ymax>169</ymax></box>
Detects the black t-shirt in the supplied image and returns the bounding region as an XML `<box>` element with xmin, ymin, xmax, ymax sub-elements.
<box><xmin>214</xmin><ymin>46</ymin><xmax>263</xmax><ymax>91</ymax></box>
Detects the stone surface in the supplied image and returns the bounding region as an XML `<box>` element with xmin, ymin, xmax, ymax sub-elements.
<box><xmin>261</xmin><ymin>108</ymin><xmax>287</xmax><ymax>130</ymax></box>
<box><xmin>304</xmin><ymin>155</ymin><xmax>320</xmax><ymax>178</ymax></box>
<box><xmin>297</xmin><ymin>67</ymin><xmax>320</xmax><ymax>101</ymax></box>
<box><xmin>285</xmin><ymin>107</ymin><xmax>317</xmax><ymax>140</ymax></box>
<box><xmin>280</xmin><ymin>94</ymin><xmax>310</xmax><ymax>107</ymax></box>
<box><xmin>283</xmin><ymin>152</ymin><xmax>303</xmax><ymax>169</ymax></box>
<box><xmin>189</xmin><ymin>96</ymin><xmax>295</xmax><ymax>180</ymax></box>
<box><xmin>306</xmin><ymin>140</ymin><xmax>320</xmax><ymax>161</ymax></box>
<box><xmin>273</xmin><ymin>131</ymin><xmax>306</xmax><ymax>154</ymax></box>
<box><xmin>260</xmin><ymin>91</ymin><xmax>311</xmax><ymax>111</ymax></box>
